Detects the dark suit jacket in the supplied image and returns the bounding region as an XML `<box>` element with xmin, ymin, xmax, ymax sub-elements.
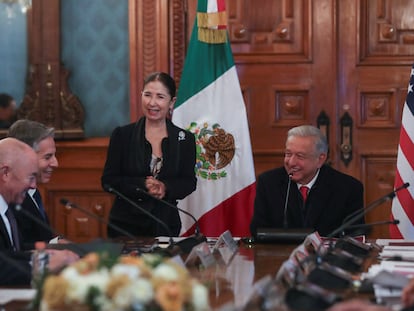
<box><xmin>0</xmin><ymin>255</ymin><xmax>31</xmax><ymax>286</ymax></box>
<box><xmin>0</xmin><ymin>209</ymin><xmax>32</xmax><ymax>285</ymax></box>
<box><xmin>250</xmin><ymin>165</ymin><xmax>364</xmax><ymax>237</ymax></box>
<box><xmin>14</xmin><ymin>192</ymin><xmax>54</xmax><ymax>248</ymax></box>
<box><xmin>101</xmin><ymin>117</ymin><xmax>197</xmax><ymax>237</ymax></box>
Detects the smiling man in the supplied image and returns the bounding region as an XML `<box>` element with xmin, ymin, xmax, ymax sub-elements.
<box><xmin>250</xmin><ymin>125</ymin><xmax>364</xmax><ymax>237</ymax></box>
<box><xmin>8</xmin><ymin>119</ymin><xmax>59</xmax><ymax>245</ymax></box>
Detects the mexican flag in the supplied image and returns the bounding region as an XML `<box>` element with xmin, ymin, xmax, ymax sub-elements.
<box><xmin>172</xmin><ymin>0</ymin><xmax>256</xmax><ymax>237</ymax></box>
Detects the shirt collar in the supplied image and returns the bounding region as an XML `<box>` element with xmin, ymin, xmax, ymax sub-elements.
<box><xmin>28</xmin><ymin>188</ymin><xmax>36</xmax><ymax>197</ymax></box>
<box><xmin>297</xmin><ymin>169</ymin><xmax>320</xmax><ymax>189</ymax></box>
<box><xmin>0</xmin><ymin>195</ymin><xmax>8</xmax><ymax>216</ymax></box>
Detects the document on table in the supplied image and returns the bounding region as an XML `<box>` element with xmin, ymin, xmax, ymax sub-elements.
<box><xmin>0</xmin><ymin>289</ymin><xmax>36</xmax><ymax>304</ymax></box>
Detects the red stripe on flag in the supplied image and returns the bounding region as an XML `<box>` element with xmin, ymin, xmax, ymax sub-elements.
<box><xmin>389</xmin><ymin>214</ymin><xmax>402</xmax><ymax>238</ymax></box>
<box><xmin>400</xmin><ymin>126</ymin><xmax>414</xmax><ymax>168</ymax></box>
<box><xmin>216</xmin><ymin>0</ymin><xmax>226</xmax><ymax>11</ymax></box>
<box><xmin>395</xmin><ymin>179</ymin><xmax>414</xmax><ymax>225</ymax></box>
<box><xmin>182</xmin><ymin>183</ymin><xmax>256</xmax><ymax>237</ymax></box>
<box><xmin>216</xmin><ymin>0</ymin><xmax>226</xmax><ymax>30</ymax></box>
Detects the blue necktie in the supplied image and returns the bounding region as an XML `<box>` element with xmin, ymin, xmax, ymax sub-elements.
<box><xmin>5</xmin><ymin>208</ymin><xmax>20</xmax><ymax>251</ymax></box>
<box><xmin>33</xmin><ymin>190</ymin><xmax>47</xmax><ymax>222</ymax></box>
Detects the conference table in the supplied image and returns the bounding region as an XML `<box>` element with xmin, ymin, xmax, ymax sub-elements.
<box><xmin>2</xmin><ymin>240</ymin><xmax>370</xmax><ymax>310</ymax></box>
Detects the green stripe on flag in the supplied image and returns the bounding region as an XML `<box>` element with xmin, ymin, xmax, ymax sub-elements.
<box><xmin>175</xmin><ymin>11</ymin><xmax>234</xmax><ymax>108</ymax></box>
<box><xmin>197</xmin><ymin>0</ymin><xmax>207</xmax><ymax>12</ymax></box>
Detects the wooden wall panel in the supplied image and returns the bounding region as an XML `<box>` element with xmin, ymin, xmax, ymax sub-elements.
<box><xmin>361</xmin><ymin>155</ymin><xmax>397</xmax><ymax>238</ymax></box>
<box><xmin>360</xmin><ymin>0</ymin><xmax>414</xmax><ymax>64</ymax></box>
<box><xmin>339</xmin><ymin>0</ymin><xmax>414</xmax><ymax>237</ymax></box>
<box><xmin>38</xmin><ymin>138</ymin><xmax>112</xmax><ymax>242</ymax></box>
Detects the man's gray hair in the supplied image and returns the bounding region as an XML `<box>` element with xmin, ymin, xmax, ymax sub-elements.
<box><xmin>287</xmin><ymin>125</ymin><xmax>328</xmax><ymax>154</ymax></box>
<box><xmin>7</xmin><ymin>119</ymin><xmax>55</xmax><ymax>152</ymax></box>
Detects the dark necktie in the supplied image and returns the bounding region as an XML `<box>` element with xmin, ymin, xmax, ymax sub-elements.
<box><xmin>5</xmin><ymin>208</ymin><xmax>20</xmax><ymax>251</ymax></box>
<box><xmin>300</xmin><ymin>186</ymin><xmax>309</xmax><ymax>203</ymax></box>
<box><xmin>33</xmin><ymin>190</ymin><xmax>47</xmax><ymax>222</ymax></box>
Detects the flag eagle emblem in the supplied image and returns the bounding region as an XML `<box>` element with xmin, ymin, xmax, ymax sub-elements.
<box><xmin>188</xmin><ymin>122</ymin><xmax>235</xmax><ymax>180</ymax></box>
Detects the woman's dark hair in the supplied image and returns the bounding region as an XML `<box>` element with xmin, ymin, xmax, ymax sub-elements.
<box><xmin>143</xmin><ymin>72</ymin><xmax>176</xmax><ymax>98</ymax></box>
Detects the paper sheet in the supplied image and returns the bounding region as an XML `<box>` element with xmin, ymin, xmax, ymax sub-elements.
<box><xmin>0</xmin><ymin>288</ymin><xmax>36</xmax><ymax>304</ymax></box>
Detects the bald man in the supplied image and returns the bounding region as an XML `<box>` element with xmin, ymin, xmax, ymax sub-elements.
<box><xmin>0</xmin><ymin>138</ymin><xmax>77</xmax><ymax>285</ymax></box>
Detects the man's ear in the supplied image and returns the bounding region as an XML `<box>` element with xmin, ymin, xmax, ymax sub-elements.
<box><xmin>318</xmin><ymin>153</ymin><xmax>327</xmax><ymax>168</ymax></box>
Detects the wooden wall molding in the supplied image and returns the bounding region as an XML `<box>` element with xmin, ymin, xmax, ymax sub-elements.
<box><xmin>129</xmin><ymin>0</ymin><xmax>175</xmax><ymax>121</ymax></box>
<box><xmin>38</xmin><ymin>138</ymin><xmax>111</xmax><ymax>242</ymax></box>
<box><xmin>360</xmin><ymin>0</ymin><xmax>414</xmax><ymax>64</ymax></box>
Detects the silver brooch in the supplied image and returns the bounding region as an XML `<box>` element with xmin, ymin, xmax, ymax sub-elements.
<box><xmin>178</xmin><ymin>131</ymin><xmax>186</xmax><ymax>141</ymax></box>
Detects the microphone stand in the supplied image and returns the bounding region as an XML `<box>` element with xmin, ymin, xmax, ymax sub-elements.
<box><xmin>14</xmin><ymin>204</ymin><xmax>88</xmax><ymax>256</ymax></box>
<box><xmin>341</xmin><ymin>182</ymin><xmax>409</xmax><ymax>226</ymax></box>
<box><xmin>103</xmin><ymin>185</ymin><xmax>175</xmax><ymax>251</ymax></box>
<box><xmin>60</xmin><ymin>198</ymin><xmax>151</xmax><ymax>254</ymax></box>
<box><xmin>283</xmin><ymin>174</ymin><xmax>293</xmax><ymax>229</ymax></box>
<box><xmin>136</xmin><ymin>187</ymin><xmax>204</xmax><ymax>236</ymax></box>
<box><xmin>342</xmin><ymin>219</ymin><xmax>399</xmax><ymax>235</ymax></box>
<box><xmin>323</xmin><ymin>186</ymin><xmax>408</xmax><ymax>259</ymax></box>
<box><xmin>328</xmin><ymin>182</ymin><xmax>409</xmax><ymax>239</ymax></box>
<box><xmin>136</xmin><ymin>187</ymin><xmax>207</xmax><ymax>253</ymax></box>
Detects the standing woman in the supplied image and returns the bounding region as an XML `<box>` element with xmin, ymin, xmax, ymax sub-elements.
<box><xmin>102</xmin><ymin>72</ymin><xmax>197</xmax><ymax>237</ymax></box>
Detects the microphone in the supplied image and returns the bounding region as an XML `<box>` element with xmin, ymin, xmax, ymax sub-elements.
<box><xmin>135</xmin><ymin>187</ymin><xmax>207</xmax><ymax>252</ymax></box>
<box><xmin>136</xmin><ymin>187</ymin><xmax>203</xmax><ymax>236</ymax></box>
<box><xmin>59</xmin><ymin>198</ymin><xmax>150</xmax><ymax>254</ymax></box>
<box><xmin>322</xmin><ymin>188</ymin><xmax>407</xmax><ymax>260</ymax></box>
<box><xmin>328</xmin><ymin>182</ymin><xmax>409</xmax><ymax>239</ymax></box>
<box><xmin>13</xmin><ymin>204</ymin><xmax>66</xmax><ymax>241</ymax></box>
<box><xmin>12</xmin><ymin>204</ymin><xmax>87</xmax><ymax>253</ymax></box>
<box><xmin>341</xmin><ymin>219</ymin><xmax>399</xmax><ymax>235</ymax></box>
<box><xmin>254</xmin><ymin>172</ymin><xmax>313</xmax><ymax>243</ymax></box>
<box><xmin>342</xmin><ymin>182</ymin><xmax>409</xmax><ymax>225</ymax></box>
<box><xmin>283</xmin><ymin>173</ymin><xmax>293</xmax><ymax>228</ymax></box>
<box><xmin>102</xmin><ymin>185</ymin><xmax>175</xmax><ymax>250</ymax></box>
<box><xmin>13</xmin><ymin>204</ymin><xmax>95</xmax><ymax>257</ymax></box>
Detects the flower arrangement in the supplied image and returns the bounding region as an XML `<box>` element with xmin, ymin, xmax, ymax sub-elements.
<box><xmin>37</xmin><ymin>252</ymin><xmax>210</xmax><ymax>311</ymax></box>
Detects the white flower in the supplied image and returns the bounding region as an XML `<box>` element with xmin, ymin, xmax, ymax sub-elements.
<box><xmin>111</xmin><ymin>278</ymin><xmax>153</xmax><ymax>308</ymax></box>
<box><xmin>131</xmin><ymin>278</ymin><xmax>154</xmax><ymax>303</ymax></box>
<box><xmin>192</xmin><ymin>281</ymin><xmax>210</xmax><ymax>311</ymax></box>
<box><xmin>153</xmin><ymin>263</ymin><xmax>179</xmax><ymax>281</ymax></box>
<box><xmin>111</xmin><ymin>263</ymin><xmax>141</xmax><ymax>280</ymax></box>
<box><xmin>63</xmin><ymin>268</ymin><xmax>109</xmax><ymax>303</ymax></box>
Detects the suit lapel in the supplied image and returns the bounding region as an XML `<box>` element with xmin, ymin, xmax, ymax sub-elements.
<box><xmin>304</xmin><ymin>167</ymin><xmax>332</xmax><ymax>227</ymax></box>
<box><xmin>23</xmin><ymin>194</ymin><xmax>50</xmax><ymax>225</ymax></box>
<box><xmin>0</xmin><ymin>214</ymin><xmax>14</xmax><ymax>250</ymax></box>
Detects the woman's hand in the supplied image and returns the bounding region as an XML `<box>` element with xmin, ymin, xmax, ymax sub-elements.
<box><xmin>145</xmin><ymin>176</ymin><xmax>166</xmax><ymax>199</ymax></box>
<box><xmin>46</xmin><ymin>249</ymin><xmax>79</xmax><ymax>272</ymax></box>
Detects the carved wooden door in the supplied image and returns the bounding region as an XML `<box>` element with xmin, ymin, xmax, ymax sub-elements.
<box><xmin>337</xmin><ymin>0</ymin><xmax>414</xmax><ymax>238</ymax></box>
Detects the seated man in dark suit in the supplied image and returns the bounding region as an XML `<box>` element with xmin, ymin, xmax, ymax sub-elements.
<box><xmin>8</xmin><ymin>119</ymin><xmax>59</xmax><ymax>245</ymax></box>
<box><xmin>0</xmin><ymin>137</ymin><xmax>77</xmax><ymax>285</ymax></box>
<box><xmin>250</xmin><ymin>125</ymin><xmax>364</xmax><ymax>237</ymax></box>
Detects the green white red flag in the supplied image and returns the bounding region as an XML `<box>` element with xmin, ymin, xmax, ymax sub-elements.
<box><xmin>172</xmin><ymin>0</ymin><xmax>256</xmax><ymax>237</ymax></box>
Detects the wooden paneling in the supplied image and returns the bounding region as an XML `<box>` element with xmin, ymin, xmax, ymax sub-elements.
<box><xmin>339</xmin><ymin>0</ymin><xmax>413</xmax><ymax>238</ymax></box>
<box><xmin>38</xmin><ymin>138</ymin><xmax>112</xmax><ymax>242</ymax></box>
